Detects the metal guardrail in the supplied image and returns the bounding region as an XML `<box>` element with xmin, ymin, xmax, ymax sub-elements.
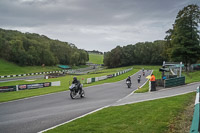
<box><xmin>164</xmin><ymin>76</ymin><xmax>185</xmax><ymax>88</ymax></box>
<box><xmin>190</xmin><ymin>86</ymin><xmax>200</xmax><ymax>133</ymax></box>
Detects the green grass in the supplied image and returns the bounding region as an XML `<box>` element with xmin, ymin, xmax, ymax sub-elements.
<box><xmin>135</xmin><ymin>80</ymin><xmax>149</xmax><ymax>93</ymax></box>
<box><xmin>45</xmin><ymin>92</ymin><xmax>195</xmax><ymax>133</ymax></box>
<box><xmin>0</xmin><ymin>58</ymin><xmax>61</xmax><ymax>76</ymax></box>
<box><xmin>183</xmin><ymin>70</ymin><xmax>200</xmax><ymax>83</ymax></box>
<box><xmin>0</xmin><ymin>66</ymin><xmax>137</xmax><ymax>102</ymax></box>
<box><xmin>88</xmin><ymin>53</ymin><xmax>103</xmax><ymax>64</ymax></box>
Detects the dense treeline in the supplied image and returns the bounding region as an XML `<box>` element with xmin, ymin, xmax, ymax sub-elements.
<box><xmin>0</xmin><ymin>28</ymin><xmax>89</xmax><ymax>66</ymax></box>
<box><xmin>104</xmin><ymin>40</ymin><xmax>166</xmax><ymax>68</ymax></box>
<box><xmin>87</xmin><ymin>50</ymin><xmax>103</xmax><ymax>55</ymax></box>
<box><xmin>164</xmin><ymin>4</ymin><xmax>200</xmax><ymax>70</ymax></box>
<box><xmin>104</xmin><ymin>4</ymin><xmax>200</xmax><ymax>68</ymax></box>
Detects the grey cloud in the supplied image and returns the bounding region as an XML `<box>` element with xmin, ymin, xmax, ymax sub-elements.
<box><xmin>0</xmin><ymin>0</ymin><xmax>199</xmax><ymax>51</ymax></box>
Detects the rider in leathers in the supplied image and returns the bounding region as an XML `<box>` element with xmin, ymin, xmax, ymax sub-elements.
<box><xmin>72</xmin><ymin>77</ymin><xmax>82</xmax><ymax>94</ymax></box>
<box><xmin>126</xmin><ymin>76</ymin><xmax>131</xmax><ymax>84</ymax></box>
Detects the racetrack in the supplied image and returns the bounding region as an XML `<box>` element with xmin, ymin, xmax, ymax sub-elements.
<box><xmin>0</xmin><ymin>70</ymin><xmax>151</xmax><ymax>133</ymax></box>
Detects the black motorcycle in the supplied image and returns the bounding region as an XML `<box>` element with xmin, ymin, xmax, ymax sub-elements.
<box><xmin>69</xmin><ymin>84</ymin><xmax>85</xmax><ymax>99</ymax></box>
<box><xmin>126</xmin><ymin>80</ymin><xmax>131</xmax><ymax>88</ymax></box>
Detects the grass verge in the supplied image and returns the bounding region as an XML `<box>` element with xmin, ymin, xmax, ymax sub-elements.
<box><xmin>183</xmin><ymin>71</ymin><xmax>200</xmax><ymax>84</ymax></box>
<box><xmin>45</xmin><ymin>92</ymin><xmax>195</xmax><ymax>133</ymax></box>
<box><xmin>135</xmin><ymin>80</ymin><xmax>149</xmax><ymax>93</ymax></box>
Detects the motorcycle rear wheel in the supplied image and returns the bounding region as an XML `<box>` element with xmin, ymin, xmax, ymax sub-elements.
<box><xmin>80</xmin><ymin>90</ymin><xmax>85</xmax><ymax>98</ymax></box>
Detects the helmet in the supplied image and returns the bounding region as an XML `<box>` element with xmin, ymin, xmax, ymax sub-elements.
<box><xmin>73</xmin><ymin>77</ymin><xmax>77</xmax><ymax>81</ymax></box>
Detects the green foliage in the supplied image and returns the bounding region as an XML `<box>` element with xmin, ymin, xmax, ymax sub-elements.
<box><xmin>165</xmin><ymin>4</ymin><xmax>200</xmax><ymax>70</ymax></box>
<box><xmin>88</xmin><ymin>53</ymin><xmax>104</xmax><ymax>64</ymax></box>
<box><xmin>46</xmin><ymin>93</ymin><xmax>195</xmax><ymax>133</ymax></box>
<box><xmin>0</xmin><ymin>28</ymin><xmax>89</xmax><ymax>66</ymax></box>
<box><xmin>104</xmin><ymin>41</ymin><xmax>166</xmax><ymax>68</ymax></box>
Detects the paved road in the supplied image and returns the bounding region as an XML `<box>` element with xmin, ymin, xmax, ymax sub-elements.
<box><xmin>0</xmin><ymin>75</ymin><xmax>44</xmax><ymax>83</ymax></box>
<box><xmin>0</xmin><ymin>70</ymin><xmax>151</xmax><ymax>133</ymax></box>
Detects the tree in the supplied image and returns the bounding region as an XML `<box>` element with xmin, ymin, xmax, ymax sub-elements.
<box><xmin>0</xmin><ymin>28</ymin><xmax>89</xmax><ymax>66</ymax></box>
<box><xmin>168</xmin><ymin>4</ymin><xmax>200</xmax><ymax>71</ymax></box>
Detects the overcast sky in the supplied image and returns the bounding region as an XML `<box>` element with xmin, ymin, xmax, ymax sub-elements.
<box><xmin>0</xmin><ymin>0</ymin><xmax>199</xmax><ymax>52</ymax></box>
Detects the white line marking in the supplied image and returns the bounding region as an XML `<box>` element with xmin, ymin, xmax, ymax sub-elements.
<box><xmin>114</xmin><ymin>90</ymin><xmax>195</xmax><ymax>106</ymax></box>
<box><xmin>38</xmin><ymin>105</ymin><xmax>110</xmax><ymax>133</ymax></box>
<box><xmin>116</xmin><ymin>70</ymin><xmax>152</xmax><ymax>102</ymax></box>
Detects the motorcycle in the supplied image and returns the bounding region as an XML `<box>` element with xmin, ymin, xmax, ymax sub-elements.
<box><xmin>138</xmin><ymin>74</ymin><xmax>141</xmax><ymax>83</ymax></box>
<box><xmin>143</xmin><ymin>71</ymin><xmax>145</xmax><ymax>76</ymax></box>
<box><xmin>137</xmin><ymin>77</ymin><xmax>141</xmax><ymax>83</ymax></box>
<box><xmin>126</xmin><ymin>80</ymin><xmax>131</xmax><ymax>88</ymax></box>
<box><xmin>69</xmin><ymin>84</ymin><xmax>85</xmax><ymax>99</ymax></box>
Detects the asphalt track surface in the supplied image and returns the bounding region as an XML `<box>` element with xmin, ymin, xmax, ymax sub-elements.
<box><xmin>0</xmin><ymin>75</ymin><xmax>44</xmax><ymax>83</ymax></box>
<box><xmin>0</xmin><ymin>70</ymin><xmax>151</xmax><ymax>133</ymax></box>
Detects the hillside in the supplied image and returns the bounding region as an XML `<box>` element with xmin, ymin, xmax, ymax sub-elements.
<box><xmin>88</xmin><ymin>53</ymin><xmax>104</xmax><ymax>64</ymax></box>
<box><xmin>0</xmin><ymin>28</ymin><xmax>89</xmax><ymax>66</ymax></box>
<box><xmin>0</xmin><ymin>59</ymin><xmax>61</xmax><ymax>76</ymax></box>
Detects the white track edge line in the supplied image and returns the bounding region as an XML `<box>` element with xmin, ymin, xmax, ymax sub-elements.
<box><xmin>114</xmin><ymin>90</ymin><xmax>195</xmax><ymax>106</ymax></box>
<box><xmin>116</xmin><ymin>70</ymin><xmax>152</xmax><ymax>103</ymax></box>
<box><xmin>38</xmin><ymin>105</ymin><xmax>110</xmax><ymax>133</ymax></box>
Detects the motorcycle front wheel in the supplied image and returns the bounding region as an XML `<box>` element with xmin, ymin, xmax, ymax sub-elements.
<box><xmin>70</xmin><ymin>90</ymin><xmax>76</xmax><ymax>99</ymax></box>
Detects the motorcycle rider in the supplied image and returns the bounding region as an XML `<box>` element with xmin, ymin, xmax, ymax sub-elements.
<box><xmin>72</xmin><ymin>77</ymin><xmax>82</xmax><ymax>94</ymax></box>
<box><xmin>138</xmin><ymin>74</ymin><xmax>141</xmax><ymax>83</ymax></box>
<box><xmin>126</xmin><ymin>76</ymin><xmax>131</xmax><ymax>84</ymax></box>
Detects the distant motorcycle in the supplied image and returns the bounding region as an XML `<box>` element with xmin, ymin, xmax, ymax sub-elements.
<box><xmin>126</xmin><ymin>81</ymin><xmax>131</xmax><ymax>88</ymax></box>
<box><xmin>137</xmin><ymin>77</ymin><xmax>141</xmax><ymax>83</ymax></box>
<box><xmin>69</xmin><ymin>84</ymin><xmax>85</xmax><ymax>99</ymax></box>
<box><xmin>138</xmin><ymin>74</ymin><xmax>141</xmax><ymax>83</ymax></box>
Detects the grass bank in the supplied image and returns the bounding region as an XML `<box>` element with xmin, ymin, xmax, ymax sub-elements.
<box><xmin>88</xmin><ymin>53</ymin><xmax>103</xmax><ymax>64</ymax></box>
<box><xmin>0</xmin><ymin>59</ymin><xmax>61</xmax><ymax>76</ymax></box>
<box><xmin>46</xmin><ymin>92</ymin><xmax>195</xmax><ymax>133</ymax></box>
<box><xmin>183</xmin><ymin>71</ymin><xmax>200</xmax><ymax>84</ymax></box>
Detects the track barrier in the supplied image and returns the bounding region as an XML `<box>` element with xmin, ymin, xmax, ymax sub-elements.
<box><xmin>0</xmin><ymin>81</ymin><xmax>60</xmax><ymax>93</ymax></box>
<box><xmin>190</xmin><ymin>86</ymin><xmax>200</xmax><ymax>133</ymax></box>
<box><xmin>84</xmin><ymin>68</ymin><xmax>133</xmax><ymax>84</ymax></box>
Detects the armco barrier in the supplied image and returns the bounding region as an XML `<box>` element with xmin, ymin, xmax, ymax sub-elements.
<box><xmin>164</xmin><ymin>76</ymin><xmax>185</xmax><ymax>88</ymax></box>
<box><xmin>190</xmin><ymin>86</ymin><xmax>200</xmax><ymax>133</ymax></box>
<box><xmin>86</xmin><ymin>68</ymin><xmax>133</xmax><ymax>84</ymax></box>
<box><xmin>0</xmin><ymin>86</ymin><xmax>16</xmax><ymax>92</ymax></box>
<box><xmin>0</xmin><ymin>81</ymin><xmax>60</xmax><ymax>93</ymax></box>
